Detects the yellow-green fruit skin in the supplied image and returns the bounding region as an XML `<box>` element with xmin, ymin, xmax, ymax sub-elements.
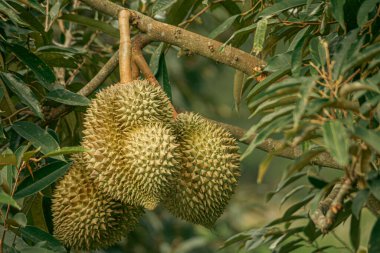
<box><xmin>163</xmin><ymin>112</ymin><xmax>240</xmax><ymax>227</ymax></box>
<box><xmin>81</xmin><ymin>80</ymin><xmax>177</xmax><ymax>209</ymax></box>
<box><xmin>94</xmin><ymin>122</ymin><xmax>179</xmax><ymax>210</ymax></box>
<box><xmin>52</xmin><ymin>154</ymin><xmax>144</xmax><ymax>250</ymax></box>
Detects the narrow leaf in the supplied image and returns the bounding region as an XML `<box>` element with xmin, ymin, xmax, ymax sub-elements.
<box><xmin>155</xmin><ymin>54</ymin><xmax>172</xmax><ymax>102</ymax></box>
<box><xmin>257</xmin><ymin>154</ymin><xmax>273</xmax><ymax>183</ymax></box>
<box><xmin>60</xmin><ymin>14</ymin><xmax>119</xmax><ymax>38</ymax></box>
<box><xmin>0</xmin><ymin>73</ymin><xmax>43</xmax><ymax>119</ymax></box>
<box><xmin>20</xmin><ymin>226</ymin><xmax>65</xmax><ymax>252</ymax></box>
<box><xmin>350</xmin><ymin>213</ymin><xmax>361</xmax><ymax>252</ymax></box>
<box><xmin>293</xmin><ymin>79</ymin><xmax>316</xmax><ymax>128</ymax></box>
<box><xmin>14</xmin><ymin>161</ymin><xmax>71</xmax><ymax>199</ymax></box>
<box><xmin>12</xmin><ymin>122</ymin><xmax>61</xmax><ymax>158</ymax></box>
<box><xmin>368</xmin><ymin>219</ymin><xmax>380</xmax><ymax>253</ymax></box>
<box><xmin>0</xmin><ymin>192</ymin><xmax>20</xmax><ymax>209</ymax></box>
<box><xmin>258</xmin><ymin>0</ymin><xmax>307</xmax><ymax>18</ymax></box>
<box><xmin>46</xmin><ymin>88</ymin><xmax>90</xmax><ymax>106</ymax></box>
<box><xmin>322</xmin><ymin>121</ymin><xmax>350</xmax><ymax>166</ymax></box>
<box><xmin>6</xmin><ymin>43</ymin><xmax>55</xmax><ymax>89</ymax></box>
<box><xmin>233</xmin><ymin>70</ymin><xmax>244</xmax><ymax>111</ymax></box>
<box><xmin>209</xmin><ymin>15</ymin><xmax>239</xmax><ymax>39</ymax></box>
<box><xmin>330</xmin><ymin>0</ymin><xmax>346</xmax><ymax>32</ymax></box>
<box><xmin>352</xmin><ymin>189</ymin><xmax>369</xmax><ymax>219</ymax></box>
<box><xmin>353</xmin><ymin>126</ymin><xmax>380</xmax><ymax>154</ymax></box>
<box><xmin>357</xmin><ymin>0</ymin><xmax>380</xmax><ymax>27</ymax></box>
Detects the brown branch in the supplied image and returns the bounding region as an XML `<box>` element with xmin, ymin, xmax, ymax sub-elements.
<box><xmin>80</xmin><ymin>0</ymin><xmax>266</xmax><ymax>75</ymax></box>
<box><xmin>310</xmin><ymin>178</ymin><xmax>353</xmax><ymax>233</ymax></box>
<box><xmin>118</xmin><ymin>9</ymin><xmax>132</xmax><ymax>83</ymax></box>
<box><xmin>210</xmin><ymin>120</ymin><xmax>342</xmax><ymax>169</ymax></box>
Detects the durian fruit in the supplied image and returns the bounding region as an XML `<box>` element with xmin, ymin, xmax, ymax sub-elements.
<box><xmin>163</xmin><ymin>112</ymin><xmax>240</xmax><ymax>227</ymax></box>
<box><xmin>93</xmin><ymin>122</ymin><xmax>179</xmax><ymax>210</ymax></box>
<box><xmin>81</xmin><ymin>79</ymin><xmax>178</xmax><ymax>209</ymax></box>
<box><xmin>52</xmin><ymin>154</ymin><xmax>144</xmax><ymax>250</ymax></box>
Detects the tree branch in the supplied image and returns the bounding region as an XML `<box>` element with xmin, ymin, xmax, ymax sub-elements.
<box><xmin>80</xmin><ymin>0</ymin><xmax>266</xmax><ymax>75</ymax></box>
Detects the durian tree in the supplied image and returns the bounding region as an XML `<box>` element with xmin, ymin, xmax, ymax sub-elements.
<box><xmin>0</xmin><ymin>0</ymin><xmax>379</xmax><ymax>252</ymax></box>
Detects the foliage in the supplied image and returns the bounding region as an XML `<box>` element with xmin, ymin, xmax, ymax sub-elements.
<box><xmin>0</xmin><ymin>0</ymin><xmax>379</xmax><ymax>252</ymax></box>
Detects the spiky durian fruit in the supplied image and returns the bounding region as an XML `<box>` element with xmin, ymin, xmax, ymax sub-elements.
<box><xmin>52</xmin><ymin>154</ymin><xmax>144</xmax><ymax>250</ymax></box>
<box><xmin>81</xmin><ymin>79</ymin><xmax>178</xmax><ymax>209</ymax></box>
<box><xmin>93</xmin><ymin>122</ymin><xmax>179</xmax><ymax>210</ymax></box>
<box><xmin>163</xmin><ymin>112</ymin><xmax>240</xmax><ymax>227</ymax></box>
<box><xmin>81</xmin><ymin>80</ymin><xmax>174</xmax><ymax>174</ymax></box>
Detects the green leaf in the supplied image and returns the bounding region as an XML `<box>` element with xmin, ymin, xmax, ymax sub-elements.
<box><xmin>342</xmin><ymin>44</ymin><xmax>380</xmax><ymax>75</ymax></box>
<box><xmin>20</xmin><ymin>226</ymin><xmax>65</xmax><ymax>252</ymax></box>
<box><xmin>6</xmin><ymin>43</ymin><xmax>55</xmax><ymax>89</ymax></box>
<box><xmin>252</xmin><ymin>18</ymin><xmax>268</xmax><ymax>55</ymax></box>
<box><xmin>246</xmin><ymin>67</ymin><xmax>291</xmax><ymax>100</ymax></box>
<box><xmin>352</xmin><ymin>189</ymin><xmax>369</xmax><ymax>219</ymax></box>
<box><xmin>209</xmin><ymin>14</ymin><xmax>239</xmax><ymax>39</ymax></box>
<box><xmin>40</xmin><ymin>146</ymin><xmax>88</xmax><ymax>159</ymax></box>
<box><xmin>155</xmin><ymin>54</ymin><xmax>172</xmax><ymax>102</ymax></box>
<box><xmin>258</xmin><ymin>0</ymin><xmax>307</xmax><ymax>18</ymax></box>
<box><xmin>12</xmin><ymin>122</ymin><xmax>62</xmax><ymax>158</ymax></box>
<box><xmin>233</xmin><ymin>70</ymin><xmax>245</xmax><ymax>111</ymax></box>
<box><xmin>368</xmin><ymin>219</ymin><xmax>380</xmax><ymax>253</ymax></box>
<box><xmin>357</xmin><ymin>0</ymin><xmax>380</xmax><ymax>27</ymax></box>
<box><xmin>293</xmin><ymin>79</ymin><xmax>316</xmax><ymax>129</ymax></box>
<box><xmin>37</xmin><ymin>52</ymin><xmax>79</xmax><ymax>68</ymax></box>
<box><xmin>14</xmin><ymin>161</ymin><xmax>71</xmax><ymax>199</ymax></box>
<box><xmin>267</xmin><ymin>172</ymin><xmax>307</xmax><ymax>201</ymax></box>
<box><xmin>242</xmin><ymin>114</ymin><xmax>293</xmax><ymax>160</ymax></box>
<box><xmin>290</xmin><ymin>35</ymin><xmax>307</xmax><ymax>77</ymax></box>
<box><xmin>264</xmin><ymin>52</ymin><xmax>292</xmax><ymax>72</ymax></box>
<box><xmin>257</xmin><ymin>154</ymin><xmax>273</xmax><ymax>183</ymax></box>
<box><xmin>350</xmin><ymin>213</ymin><xmax>361</xmax><ymax>252</ymax></box>
<box><xmin>330</xmin><ymin>0</ymin><xmax>346</xmax><ymax>32</ymax></box>
<box><xmin>0</xmin><ymin>72</ymin><xmax>44</xmax><ymax>119</ymax></box>
<box><xmin>0</xmin><ymin>192</ymin><xmax>20</xmax><ymax>209</ymax></box>
<box><xmin>280</xmin><ymin>185</ymin><xmax>305</xmax><ymax>207</ymax></box>
<box><xmin>8</xmin><ymin>212</ymin><xmax>27</xmax><ymax>227</ymax></box>
<box><xmin>60</xmin><ymin>14</ymin><xmax>119</xmax><ymax>38</ymax></box>
<box><xmin>287</xmin><ymin>148</ymin><xmax>325</xmax><ymax>174</ymax></box>
<box><xmin>46</xmin><ymin>88</ymin><xmax>90</xmax><ymax>106</ymax></box>
<box><xmin>152</xmin><ymin>0</ymin><xmax>178</xmax><ymax>15</ymax></box>
<box><xmin>19</xmin><ymin>247</ymin><xmax>56</xmax><ymax>253</ymax></box>
<box><xmin>353</xmin><ymin>126</ymin><xmax>380</xmax><ymax>154</ymax></box>
<box><xmin>283</xmin><ymin>194</ymin><xmax>314</xmax><ymax>217</ymax></box>
<box><xmin>322</xmin><ymin>121</ymin><xmax>350</xmax><ymax>166</ymax></box>
<box><xmin>0</xmin><ymin>1</ymin><xmax>28</xmax><ymax>26</ymax></box>
<box><xmin>367</xmin><ymin>171</ymin><xmax>380</xmax><ymax>200</ymax></box>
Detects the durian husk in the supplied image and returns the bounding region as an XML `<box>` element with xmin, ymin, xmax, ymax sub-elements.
<box><xmin>52</xmin><ymin>154</ymin><xmax>144</xmax><ymax>250</ymax></box>
<box><xmin>367</xmin><ymin>194</ymin><xmax>380</xmax><ymax>217</ymax></box>
<box><xmin>81</xmin><ymin>80</ymin><xmax>178</xmax><ymax>209</ymax></box>
<box><xmin>94</xmin><ymin>122</ymin><xmax>179</xmax><ymax>210</ymax></box>
<box><xmin>163</xmin><ymin>112</ymin><xmax>240</xmax><ymax>227</ymax></box>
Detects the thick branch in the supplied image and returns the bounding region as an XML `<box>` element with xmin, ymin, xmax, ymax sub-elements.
<box><xmin>80</xmin><ymin>0</ymin><xmax>266</xmax><ymax>75</ymax></box>
<box><xmin>212</xmin><ymin>120</ymin><xmax>342</xmax><ymax>169</ymax></box>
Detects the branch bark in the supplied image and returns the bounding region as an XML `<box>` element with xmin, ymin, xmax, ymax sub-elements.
<box><xmin>80</xmin><ymin>0</ymin><xmax>266</xmax><ymax>75</ymax></box>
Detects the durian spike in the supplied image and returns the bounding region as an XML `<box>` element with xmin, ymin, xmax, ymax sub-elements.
<box><xmin>133</xmin><ymin>47</ymin><xmax>178</xmax><ymax>118</ymax></box>
<box><xmin>118</xmin><ymin>9</ymin><xmax>132</xmax><ymax>83</ymax></box>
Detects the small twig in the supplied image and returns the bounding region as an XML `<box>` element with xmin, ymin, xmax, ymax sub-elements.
<box><xmin>310</xmin><ymin>177</ymin><xmax>353</xmax><ymax>233</ymax></box>
<box><xmin>118</xmin><ymin>9</ymin><xmax>132</xmax><ymax>83</ymax></box>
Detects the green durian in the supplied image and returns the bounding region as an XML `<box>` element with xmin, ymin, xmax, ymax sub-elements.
<box><xmin>52</xmin><ymin>154</ymin><xmax>144</xmax><ymax>250</ymax></box>
<box><xmin>81</xmin><ymin>80</ymin><xmax>178</xmax><ymax>209</ymax></box>
<box><xmin>163</xmin><ymin>112</ymin><xmax>240</xmax><ymax>227</ymax></box>
<box><xmin>93</xmin><ymin>122</ymin><xmax>179</xmax><ymax>210</ymax></box>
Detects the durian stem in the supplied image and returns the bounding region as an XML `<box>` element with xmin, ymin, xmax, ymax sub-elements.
<box><xmin>118</xmin><ymin>9</ymin><xmax>132</xmax><ymax>83</ymax></box>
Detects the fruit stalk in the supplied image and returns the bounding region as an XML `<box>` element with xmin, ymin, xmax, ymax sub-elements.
<box><xmin>118</xmin><ymin>9</ymin><xmax>132</xmax><ymax>83</ymax></box>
